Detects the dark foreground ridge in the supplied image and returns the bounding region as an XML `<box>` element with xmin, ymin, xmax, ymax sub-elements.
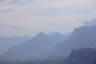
<box><xmin>64</xmin><ymin>48</ymin><xmax>96</xmax><ymax>64</ymax></box>
<box><xmin>0</xmin><ymin>48</ymin><xmax>96</xmax><ymax>64</ymax></box>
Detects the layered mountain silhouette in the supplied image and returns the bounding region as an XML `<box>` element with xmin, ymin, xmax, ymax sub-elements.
<box><xmin>0</xmin><ymin>36</ymin><xmax>31</xmax><ymax>54</ymax></box>
<box><xmin>1</xmin><ymin>24</ymin><xmax>96</xmax><ymax>61</ymax></box>
<box><xmin>48</xmin><ymin>25</ymin><xmax>96</xmax><ymax>58</ymax></box>
<box><xmin>49</xmin><ymin>32</ymin><xmax>67</xmax><ymax>43</ymax></box>
<box><xmin>40</xmin><ymin>48</ymin><xmax>96</xmax><ymax>64</ymax></box>
<box><xmin>1</xmin><ymin>32</ymin><xmax>65</xmax><ymax>60</ymax></box>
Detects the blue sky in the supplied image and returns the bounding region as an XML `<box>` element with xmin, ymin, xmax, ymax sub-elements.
<box><xmin>0</xmin><ymin>0</ymin><xmax>96</xmax><ymax>37</ymax></box>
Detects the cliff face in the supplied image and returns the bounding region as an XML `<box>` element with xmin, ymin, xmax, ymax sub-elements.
<box><xmin>64</xmin><ymin>48</ymin><xmax>96</xmax><ymax>64</ymax></box>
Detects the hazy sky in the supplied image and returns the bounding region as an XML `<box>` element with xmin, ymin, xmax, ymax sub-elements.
<box><xmin>0</xmin><ymin>0</ymin><xmax>96</xmax><ymax>37</ymax></box>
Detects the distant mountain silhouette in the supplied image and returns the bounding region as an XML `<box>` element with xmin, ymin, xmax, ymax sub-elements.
<box><xmin>84</xmin><ymin>19</ymin><xmax>96</xmax><ymax>27</ymax></box>
<box><xmin>64</xmin><ymin>48</ymin><xmax>96</xmax><ymax>64</ymax></box>
<box><xmin>1</xmin><ymin>32</ymin><xmax>65</xmax><ymax>60</ymax></box>
<box><xmin>48</xmin><ymin>25</ymin><xmax>96</xmax><ymax>58</ymax></box>
<box><xmin>67</xmin><ymin>25</ymin><xmax>96</xmax><ymax>49</ymax></box>
<box><xmin>49</xmin><ymin>32</ymin><xmax>67</xmax><ymax>43</ymax></box>
<box><xmin>0</xmin><ymin>36</ymin><xmax>31</xmax><ymax>54</ymax></box>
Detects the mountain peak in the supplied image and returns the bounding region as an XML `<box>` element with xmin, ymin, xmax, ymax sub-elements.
<box><xmin>37</xmin><ymin>32</ymin><xmax>47</xmax><ymax>36</ymax></box>
<box><xmin>34</xmin><ymin>32</ymin><xmax>48</xmax><ymax>38</ymax></box>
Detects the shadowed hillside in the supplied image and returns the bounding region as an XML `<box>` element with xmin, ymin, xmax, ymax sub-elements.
<box><xmin>48</xmin><ymin>25</ymin><xmax>96</xmax><ymax>58</ymax></box>
<box><xmin>64</xmin><ymin>48</ymin><xmax>96</xmax><ymax>64</ymax></box>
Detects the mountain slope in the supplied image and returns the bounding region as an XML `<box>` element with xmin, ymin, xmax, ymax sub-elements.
<box><xmin>49</xmin><ymin>32</ymin><xmax>67</xmax><ymax>43</ymax></box>
<box><xmin>0</xmin><ymin>36</ymin><xmax>31</xmax><ymax>54</ymax></box>
<box><xmin>1</xmin><ymin>32</ymin><xmax>65</xmax><ymax>60</ymax></box>
<box><xmin>64</xmin><ymin>48</ymin><xmax>96</xmax><ymax>64</ymax></box>
<box><xmin>48</xmin><ymin>25</ymin><xmax>96</xmax><ymax>58</ymax></box>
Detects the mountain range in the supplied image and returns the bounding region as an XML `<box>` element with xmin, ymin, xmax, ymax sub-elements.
<box><xmin>1</xmin><ymin>20</ymin><xmax>96</xmax><ymax>61</ymax></box>
<box><xmin>47</xmin><ymin>25</ymin><xmax>96</xmax><ymax>59</ymax></box>
<box><xmin>1</xmin><ymin>32</ymin><xmax>65</xmax><ymax>60</ymax></box>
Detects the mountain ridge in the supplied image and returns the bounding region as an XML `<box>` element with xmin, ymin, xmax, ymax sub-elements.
<box><xmin>1</xmin><ymin>32</ymin><xmax>65</xmax><ymax>60</ymax></box>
